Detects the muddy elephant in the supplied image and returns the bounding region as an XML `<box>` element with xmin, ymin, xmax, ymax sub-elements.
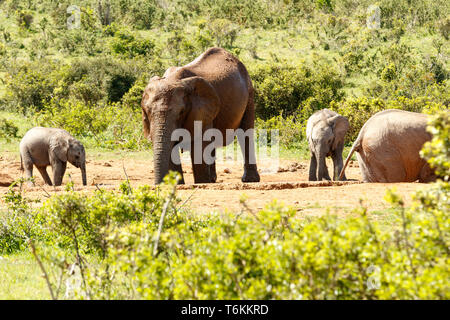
<box><xmin>306</xmin><ymin>109</ymin><xmax>349</xmax><ymax>181</ymax></box>
<box><xmin>339</xmin><ymin>109</ymin><xmax>436</xmax><ymax>182</ymax></box>
<box><xmin>141</xmin><ymin>47</ymin><xmax>260</xmax><ymax>184</ymax></box>
<box><xmin>20</xmin><ymin>127</ymin><xmax>87</xmax><ymax>186</ymax></box>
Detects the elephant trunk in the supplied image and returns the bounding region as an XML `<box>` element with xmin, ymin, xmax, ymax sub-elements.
<box><xmin>81</xmin><ymin>162</ymin><xmax>87</xmax><ymax>186</ymax></box>
<box><xmin>153</xmin><ymin>122</ymin><xmax>173</xmax><ymax>184</ymax></box>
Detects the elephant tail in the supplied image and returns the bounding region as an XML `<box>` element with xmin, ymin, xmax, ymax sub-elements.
<box><xmin>338</xmin><ymin>136</ymin><xmax>361</xmax><ymax>181</ymax></box>
<box><xmin>20</xmin><ymin>154</ymin><xmax>24</xmax><ymax>171</ymax></box>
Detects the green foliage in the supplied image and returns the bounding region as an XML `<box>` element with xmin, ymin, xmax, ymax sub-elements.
<box><xmin>110</xmin><ymin>28</ymin><xmax>155</xmax><ymax>58</ymax></box>
<box><xmin>2</xmin><ymin>157</ymin><xmax>449</xmax><ymax>300</ymax></box>
<box><xmin>15</xmin><ymin>9</ymin><xmax>33</xmax><ymax>29</ymax></box>
<box><xmin>0</xmin><ymin>117</ymin><xmax>19</xmax><ymax>141</ymax></box>
<box><xmin>255</xmin><ymin>114</ymin><xmax>304</xmax><ymax>148</ymax></box>
<box><xmin>35</xmin><ymin>100</ymin><xmax>148</xmax><ymax>150</ymax></box>
<box><xmin>0</xmin><ymin>178</ymin><xmax>43</xmax><ymax>254</ymax></box>
<box><xmin>4</xmin><ymin>59</ymin><xmax>59</xmax><ymax>113</ymax></box>
<box><xmin>249</xmin><ymin>58</ymin><xmax>344</xmax><ymax>120</ymax></box>
<box><xmin>421</xmin><ymin>110</ymin><xmax>450</xmax><ymax>181</ymax></box>
<box><xmin>4</xmin><ymin>56</ymin><xmax>144</xmax><ymax>112</ymax></box>
<box><xmin>36</xmin><ymin>183</ymin><xmax>450</xmax><ymax>299</ymax></box>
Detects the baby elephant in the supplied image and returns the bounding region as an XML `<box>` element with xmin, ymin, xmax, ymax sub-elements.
<box><xmin>20</xmin><ymin>127</ymin><xmax>87</xmax><ymax>186</ymax></box>
<box><xmin>306</xmin><ymin>109</ymin><xmax>349</xmax><ymax>181</ymax></box>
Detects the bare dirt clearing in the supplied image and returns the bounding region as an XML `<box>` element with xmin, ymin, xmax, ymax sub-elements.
<box><xmin>0</xmin><ymin>152</ymin><xmax>427</xmax><ymax>216</ymax></box>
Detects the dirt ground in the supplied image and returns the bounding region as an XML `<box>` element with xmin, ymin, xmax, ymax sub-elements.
<box><xmin>0</xmin><ymin>152</ymin><xmax>427</xmax><ymax>216</ymax></box>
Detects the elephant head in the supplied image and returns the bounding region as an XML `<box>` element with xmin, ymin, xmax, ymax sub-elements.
<box><xmin>142</xmin><ymin>75</ymin><xmax>220</xmax><ymax>184</ymax></box>
<box><xmin>307</xmin><ymin>110</ymin><xmax>349</xmax><ymax>181</ymax></box>
<box><xmin>50</xmin><ymin>133</ymin><xmax>87</xmax><ymax>186</ymax></box>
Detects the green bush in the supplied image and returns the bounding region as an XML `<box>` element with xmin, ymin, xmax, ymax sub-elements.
<box><xmin>255</xmin><ymin>114</ymin><xmax>304</xmax><ymax>148</ymax></box>
<box><xmin>4</xmin><ymin>59</ymin><xmax>59</xmax><ymax>113</ymax></box>
<box><xmin>110</xmin><ymin>28</ymin><xmax>155</xmax><ymax>58</ymax></box>
<box><xmin>4</xmin><ymin>57</ymin><xmax>145</xmax><ymax>113</ymax></box>
<box><xmin>33</xmin><ymin>180</ymin><xmax>449</xmax><ymax>299</ymax></box>
<box><xmin>0</xmin><ymin>179</ymin><xmax>46</xmax><ymax>254</ymax></box>
<box><xmin>35</xmin><ymin>100</ymin><xmax>148</xmax><ymax>150</ymax></box>
<box><xmin>2</xmin><ymin>163</ymin><xmax>448</xmax><ymax>300</ymax></box>
<box><xmin>0</xmin><ymin>117</ymin><xmax>19</xmax><ymax>141</ymax></box>
<box><xmin>16</xmin><ymin>9</ymin><xmax>33</xmax><ymax>29</ymax></box>
<box><xmin>421</xmin><ymin>110</ymin><xmax>450</xmax><ymax>181</ymax></box>
<box><xmin>35</xmin><ymin>100</ymin><xmax>112</xmax><ymax>138</ymax></box>
<box><xmin>249</xmin><ymin>58</ymin><xmax>344</xmax><ymax>120</ymax></box>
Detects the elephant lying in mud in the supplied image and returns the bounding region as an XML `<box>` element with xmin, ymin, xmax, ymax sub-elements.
<box><xmin>20</xmin><ymin>127</ymin><xmax>87</xmax><ymax>186</ymax></box>
<box><xmin>339</xmin><ymin>109</ymin><xmax>436</xmax><ymax>183</ymax></box>
<box><xmin>141</xmin><ymin>47</ymin><xmax>260</xmax><ymax>184</ymax></box>
<box><xmin>306</xmin><ymin>109</ymin><xmax>349</xmax><ymax>181</ymax></box>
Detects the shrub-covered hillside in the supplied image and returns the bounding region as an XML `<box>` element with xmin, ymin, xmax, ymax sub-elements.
<box><xmin>0</xmin><ymin>0</ymin><xmax>448</xmax><ymax>149</ymax></box>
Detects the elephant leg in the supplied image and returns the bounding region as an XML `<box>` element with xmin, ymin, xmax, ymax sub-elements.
<box><xmin>332</xmin><ymin>152</ymin><xmax>346</xmax><ymax>181</ymax></box>
<box><xmin>21</xmin><ymin>152</ymin><xmax>34</xmax><ymax>186</ymax></box>
<box><xmin>309</xmin><ymin>152</ymin><xmax>317</xmax><ymax>181</ymax></box>
<box><xmin>169</xmin><ymin>146</ymin><xmax>185</xmax><ymax>184</ymax></box>
<box><xmin>317</xmin><ymin>156</ymin><xmax>331</xmax><ymax>181</ymax></box>
<box><xmin>419</xmin><ymin>163</ymin><xmax>437</xmax><ymax>183</ymax></box>
<box><xmin>190</xmin><ymin>140</ymin><xmax>213</xmax><ymax>184</ymax></box>
<box><xmin>36</xmin><ymin>166</ymin><xmax>53</xmax><ymax>186</ymax></box>
<box><xmin>237</xmin><ymin>94</ymin><xmax>260</xmax><ymax>183</ymax></box>
<box><xmin>52</xmin><ymin>160</ymin><xmax>67</xmax><ymax>186</ymax></box>
<box><xmin>207</xmin><ymin>148</ymin><xmax>217</xmax><ymax>183</ymax></box>
<box><xmin>332</xmin><ymin>145</ymin><xmax>346</xmax><ymax>181</ymax></box>
<box><xmin>370</xmin><ymin>150</ymin><xmax>405</xmax><ymax>182</ymax></box>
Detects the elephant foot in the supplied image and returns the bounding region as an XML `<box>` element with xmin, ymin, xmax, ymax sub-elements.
<box><xmin>242</xmin><ymin>165</ymin><xmax>260</xmax><ymax>183</ymax></box>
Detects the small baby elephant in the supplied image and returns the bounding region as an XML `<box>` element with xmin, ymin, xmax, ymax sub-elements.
<box><xmin>306</xmin><ymin>109</ymin><xmax>349</xmax><ymax>181</ymax></box>
<box><xmin>20</xmin><ymin>127</ymin><xmax>87</xmax><ymax>186</ymax></box>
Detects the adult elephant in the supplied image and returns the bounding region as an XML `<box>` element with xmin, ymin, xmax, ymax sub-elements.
<box><xmin>20</xmin><ymin>127</ymin><xmax>87</xmax><ymax>186</ymax></box>
<box><xmin>339</xmin><ymin>109</ymin><xmax>436</xmax><ymax>182</ymax></box>
<box><xmin>141</xmin><ymin>47</ymin><xmax>260</xmax><ymax>184</ymax></box>
<box><xmin>306</xmin><ymin>109</ymin><xmax>349</xmax><ymax>181</ymax></box>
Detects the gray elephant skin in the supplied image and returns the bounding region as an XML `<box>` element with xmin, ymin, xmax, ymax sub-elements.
<box><xmin>141</xmin><ymin>47</ymin><xmax>260</xmax><ymax>184</ymax></box>
<box><xmin>306</xmin><ymin>109</ymin><xmax>349</xmax><ymax>181</ymax></box>
<box><xmin>20</xmin><ymin>127</ymin><xmax>87</xmax><ymax>186</ymax></box>
<box><xmin>339</xmin><ymin>109</ymin><xmax>436</xmax><ymax>182</ymax></box>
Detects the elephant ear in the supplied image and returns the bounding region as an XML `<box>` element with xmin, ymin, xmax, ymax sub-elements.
<box><xmin>142</xmin><ymin>109</ymin><xmax>151</xmax><ymax>140</ymax></box>
<box><xmin>49</xmin><ymin>133</ymin><xmax>69</xmax><ymax>163</ymax></box>
<box><xmin>182</xmin><ymin>76</ymin><xmax>220</xmax><ymax>127</ymax></box>
<box><xmin>141</xmin><ymin>88</ymin><xmax>151</xmax><ymax>139</ymax></box>
<box><xmin>141</xmin><ymin>77</ymin><xmax>161</xmax><ymax>140</ymax></box>
<box><xmin>329</xmin><ymin>115</ymin><xmax>349</xmax><ymax>150</ymax></box>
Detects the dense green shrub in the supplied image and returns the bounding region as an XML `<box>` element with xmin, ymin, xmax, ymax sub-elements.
<box><xmin>110</xmin><ymin>28</ymin><xmax>155</xmax><ymax>58</ymax></box>
<box><xmin>421</xmin><ymin>110</ymin><xmax>450</xmax><ymax>181</ymax></box>
<box><xmin>4</xmin><ymin>59</ymin><xmax>59</xmax><ymax>113</ymax></box>
<box><xmin>249</xmin><ymin>58</ymin><xmax>344</xmax><ymax>120</ymax></box>
<box><xmin>15</xmin><ymin>9</ymin><xmax>33</xmax><ymax>29</ymax></box>
<box><xmin>27</xmin><ymin>176</ymin><xmax>448</xmax><ymax>299</ymax></box>
<box><xmin>255</xmin><ymin>114</ymin><xmax>304</xmax><ymax>148</ymax></box>
<box><xmin>0</xmin><ymin>117</ymin><xmax>19</xmax><ymax>141</ymax></box>
<box><xmin>35</xmin><ymin>100</ymin><xmax>112</xmax><ymax>138</ymax></box>
<box><xmin>4</xmin><ymin>57</ymin><xmax>145</xmax><ymax>113</ymax></box>
<box><xmin>0</xmin><ymin>179</ymin><xmax>46</xmax><ymax>254</ymax></box>
<box><xmin>35</xmin><ymin>100</ymin><xmax>147</xmax><ymax>150</ymax></box>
